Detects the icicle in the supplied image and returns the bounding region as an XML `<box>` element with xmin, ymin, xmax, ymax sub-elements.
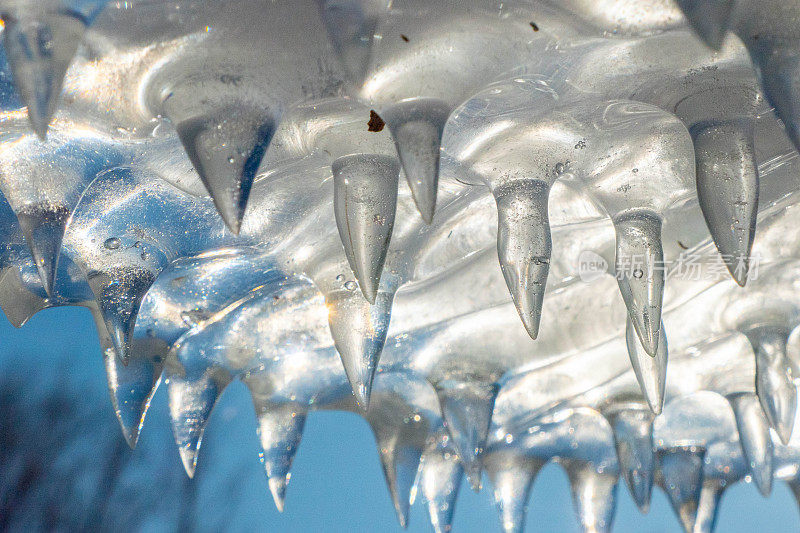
<box><xmin>87</xmin><ymin>266</ymin><xmax>158</xmax><ymax>363</ymax></box>
<box><xmin>742</xmin><ymin>326</ymin><xmax>796</xmax><ymax>444</ymax></box>
<box><xmin>692</xmin><ymin>119</ymin><xmax>759</xmax><ymax>286</ymax></box>
<box><xmin>1</xmin><ymin>10</ymin><xmax>84</xmax><ymax>139</ymax></box>
<box><xmin>625</xmin><ymin>318</ymin><xmax>668</xmax><ymax>415</ymax></box>
<box><xmin>326</xmin><ymin>288</ymin><xmax>393</xmax><ymax>409</ymax></box>
<box><xmin>674</xmin><ymin>0</ymin><xmax>736</xmax><ymax>49</ymax></box>
<box><xmin>658</xmin><ymin>446</ymin><xmax>707</xmax><ymax>533</ymax></box>
<box><xmin>418</xmin><ymin>434</ymin><xmax>464</xmax><ymax>533</ymax></box>
<box><xmin>562</xmin><ymin>460</ymin><xmax>618</xmax><ymax>533</ymax></box>
<box><xmin>484</xmin><ymin>449</ymin><xmax>543</xmax><ymax>533</ymax></box>
<box><xmin>747</xmin><ymin>42</ymin><xmax>800</xmax><ymax>153</ymax></box>
<box><xmin>164</xmin><ymin>100</ymin><xmax>277</xmax><ymax>234</ymax></box>
<box><xmin>248</xmin><ymin>392</ymin><xmax>307</xmax><ymax>513</ymax></box>
<box><xmin>494</xmin><ymin>179</ymin><xmax>551</xmax><ymax>340</ymax></box>
<box><xmin>693</xmin><ymin>479</ymin><xmax>724</xmax><ymax>533</ymax></box>
<box><xmin>320</xmin><ymin>0</ymin><xmax>384</xmax><ymax>85</ymax></box>
<box><xmin>368</xmin><ymin>402</ymin><xmax>430</xmax><ymax>528</ymax></box>
<box><xmin>434</xmin><ymin>379</ymin><xmax>499</xmax><ymax>492</ymax></box>
<box><xmin>167</xmin><ymin>371</ymin><xmax>226</xmax><ymax>478</ymax></box>
<box><xmin>614</xmin><ymin>210</ymin><xmax>664</xmax><ymax>356</ymax></box>
<box><xmin>15</xmin><ymin>202</ymin><xmax>69</xmax><ymax>296</ymax></box>
<box><xmin>0</xmin><ymin>265</ymin><xmax>47</xmax><ymax>327</ymax></box>
<box><xmin>95</xmin><ymin>301</ymin><xmax>162</xmax><ymax>449</ymax></box>
<box><xmin>608</xmin><ymin>407</ymin><xmax>655</xmax><ymax>512</ymax></box>
<box><xmin>728</xmin><ymin>392</ymin><xmax>773</xmax><ymax>496</ymax></box>
<box><xmin>332</xmin><ymin>154</ymin><xmax>400</xmax><ymax>304</ymax></box>
<box><xmin>382</xmin><ymin>98</ymin><xmax>450</xmax><ymax>224</ymax></box>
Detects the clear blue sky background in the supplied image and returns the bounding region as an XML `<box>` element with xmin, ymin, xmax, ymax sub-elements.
<box><xmin>1</xmin><ymin>306</ymin><xmax>798</xmax><ymax>532</ymax></box>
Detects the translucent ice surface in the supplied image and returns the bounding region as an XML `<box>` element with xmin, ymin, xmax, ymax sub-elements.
<box><xmin>0</xmin><ymin>0</ymin><xmax>800</xmax><ymax>531</ymax></box>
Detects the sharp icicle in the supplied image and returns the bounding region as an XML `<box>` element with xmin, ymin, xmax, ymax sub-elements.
<box><xmin>494</xmin><ymin>179</ymin><xmax>551</xmax><ymax>340</ymax></box>
<box><xmin>728</xmin><ymin>392</ymin><xmax>774</xmax><ymax>496</ymax></box>
<box><xmin>614</xmin><ymin>211</ymin><xmax>664</xmax><ymax>356</ymax></box>
<box><xmin>419</xmin><ymin>435</ymin><xmax>464</xmax><ymax>533</ymax></box>
<box><xmin>484</xmin><ymin>450</ymin><xmax>543</xmax><ymax>533</ymax></box>
<box><xmin>320</xmin><ymin>0</ymin><xmax>382</xmax><ymax>85</ymax></box>
<box><xmin>435</xmin><ymin>379</ymin><xmax>499</xmax><ymax>492</ymax></box>
<box><xmin>2</xmin><ymin>12</ymin><xmax>86</xmax><ymax>139</ymax></box>
<box><xmin>563</xmin><ymin>460</ymin><xmax>618</xmax><ymax>533</ymax></box>
<box><xmin>167</xmin><ymin>372</ymin><xmax>225</xmax><ymax>478</ymax></box>
<box><xmin>743</xmin><ymin>326</ymin><xmax>796</xmax><ymax>444</ymax></box>
<box><xmin>608</xmin><ymin>408</ymin><xmax>655</xmax><ymax>512</ymax></box>
<box><xmin>332</xmin><ymin>154</ymin><xmax>400</xmax><ymax>304</ymax></box>
<box><xmin>692</xmin><ymin>119</ymin><xmax>759</xmax><ymax>287</ymax></box>
<box><xmin>658</xmin><ymin>446</ymin><xmax>707</xmax><ymax>533</ymax></box>
<box><xmin>383</xmin><ymin>98</ymin><xmax>450</xmax><ymax>224</ymax></box>
<box><xmin>675</xmin><ymin>0</ymin><xmax>736</xmax><ymax>49</ymax></box>
<box><xmin>326</xmin><ymin>289</ymin><xmax>393</xmax><ymax>409</ymax></box>
<box><xmin>625</xmin><ymin>319</ymin><xmax>668</xmax><ymax>415</ymax></box>
<box><xmin>16</xmin><ymin>202</ymin><xmax>70</xmax><ymax>296</ymax></box>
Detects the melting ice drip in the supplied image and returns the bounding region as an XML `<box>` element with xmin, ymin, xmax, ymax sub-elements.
<box><xmin>0</xmin><ymin>0</ymin><xmax>799</xmax><ymax>531</ymax></box>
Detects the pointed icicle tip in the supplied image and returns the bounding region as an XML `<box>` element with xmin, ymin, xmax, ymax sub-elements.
<box><xmin>320</xmin><ymin>0</ymin><xmax>381</xmax><ymax>85</ymax></box>
<box><xmin>626</xmin><ymin>319</ymin><xmax>668</xmax><ymax>415</ymax></box>
<box><xmin>87</xmin><ymin>267</ymin><xmax>158</xmax><ymax>363</ymax></box>
<box><xmin>494</xmin><ymin>179</ymin><xmax>551</xmax><ymax>340</ymax></box>
<box><xmin>167</xmin><ymin>373</ymin><xmax>223</xmax><ymax>478</ymax></box>
<box><xmin>383</xmin><ymin>98</ymin><xmax>450</xmax><ymax>224</ymax></box>
<box><xmin>614</xmin><ymin>210</ymin><xmax>664</xmax><ymax>356</ymax></box>
<box><xmin>419</xmin><ymin>441</ymin><xmax>464</xmax><ymax>533</ymax></box>
<box><xmin>333</xmin><ymin>153</ymin><xmax>400</xmax><ymax>304</ymax></box>
<box><xmin>564</xmin><ymin>460</ymin><xmax>618</xmax><ymax>533</ymax></box>
<box><xmin>169</xmin><ymin>104</ymin><xmax>276</xmax><ymax>234</ymax></box>
<box><xmin>728</xmin><ymin>393</ymin><xmax>774</xmax><ymax>496</ymax></box>
<box><xmin>250</xmin><ymin>397</ymin><xmax>307</xmax><ymax>513</ymax></box>
<box><xmin>484</xmin><ymin>450</ymin><xmax>542</xmax><ymax>533</ymax></box>
<box><xmin>693</xmin><ymin>119</ymin><xmax>759</xmax><ymax>287</ymax></box>
<box><xmin>658</xmin><ymin>446</ymin><xmax>706</xmax><ymax>533</ymax></box>
<box><xmin>435</xmin><ymin>379</ymin><xmax>499</xmax><ymax>493</ymax></box>
<box><xmin>674</xmin><ymin>0</ymin><xmax>736</xmax><ymax>49</ymax></box>
<box><xmin>16</xmin><ymin>202</ymin><xmax>70</xmax><ymax>296</ymax></box>
<box><xmin>743</xmin><ymin>326</ymin><xmax>797</xmax><ymax>445</ymax></box>
<box><xmin>327</xmin><ymin>289</ymin><xmax>393</xmax><ymax>409</ymax></box>
<box><xmin>2</xmin><ymin>13</ymin><xmax>87</xmax><ymax>139</ymax></box>
<box><xmin>610</xmin><ymin>409</ymin><xmax>655</xmax><ymax>512</ymax></box>
<box><xmin>103</xmin><ymin>346</ymin><xmax>161</xmax><ymax>449</ymax></box>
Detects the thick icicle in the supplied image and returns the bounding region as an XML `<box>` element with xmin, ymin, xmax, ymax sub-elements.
<box><xmin>15</xmin><ymin>202</ymin><xmax>70</xmax><ymax>296</ymax></box>
<box><xmin>248</xmin><ymin>391</ymin><xmax>307</xmax><ymax>512</ymax></box>
<box><xmin>484</xmin><ymin>449</ymin><xmax>543</xmax><ymax>533</ymax></box>
<box><xmin>320</xmin><ymin>0</ymin><xmax>384</xmax><ymax>85</ymax></box>
<box><xmin>332</xmin><ymin>154</ymin><xmax>400</xmax><ymax>303</ymax></box>
<box><xmin>625</xmin><ymin>319</ymin><xmax>668</xmax><ymax>415</ymax></box>
<box><xmin>382</xmin><ymin>98</ymin><xmax>450</xmax><ymax>224</ymax></box>
<box><xmin>562</xmin><ymin>460</ymin><xmax>618</xmax><ymax>533</ymax></box>
<box><xmin>434</xmin><ymin>379</ymin><xmax>499</xmax><ymax>492</ymax></box>
<box><xmin>326</xmin><ymin>289</ymin><xmax>393</xmax><ymax>408</ymax></box>
<box><xmin>166</xmin><ymin>102</ymin><xmax>277</xmax><ymax>234</ymax></box>
<box><xmin>674</xmin><ymin>0</ymin><xmax>736</xmax><ymax>49</ymax></box>
<box><xmin>742</xmin><ymin>326</ymin><xmax>796</xmax><ymax>444</ymax></box>
<box><xmin>1</xmin><ymin>11</ymin><xmax>85</xmax><ymax>139</ymax></box>
<box><xmin>658</xmin><ymin>446</ymin><xmax>707</xmax><ymax>533</ymax></box>
<box><xmin>167</xmin><ymin>372</ymin><xmax>226</xmax><ymax>478</ymax></box>
<box><xmin>728</xmin><ymin>392</ymin><xmax>773</xmax><ymax>496</ymax></box>
<box><xmin>692</xmin><ymin>119</ymin><xmax>759</xmax><ymax>286</ymax></box>
<box><xmin>608</xmin><ymin>407</ymin><xmax>655</xmax><ymax>512</ymax></box>
<box><xmin>494</xmin><ymin>179</ymin><xmax>551</xmax><ymax>340</ymax></box>
<box><xmin>614</xmin><ymin>210</ymin><xmax>664</xmax><ymax>356</ymax></box>
<box><xmin>418</xmin><ymin>433</ymin><xmax>464</xmax><ymax>533</ymax></box>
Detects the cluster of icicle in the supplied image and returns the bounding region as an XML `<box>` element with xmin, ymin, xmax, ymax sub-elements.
<box><xmin>1</xmin><ymin>0</ymin><xmax>800</xmax><ymax>531</ymax></box>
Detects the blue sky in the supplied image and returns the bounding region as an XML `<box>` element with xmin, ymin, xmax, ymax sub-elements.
<box><xmin>1</xmin><ymin>306</ymin><xmax>798</xmax><ymax>532</ymax></box>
